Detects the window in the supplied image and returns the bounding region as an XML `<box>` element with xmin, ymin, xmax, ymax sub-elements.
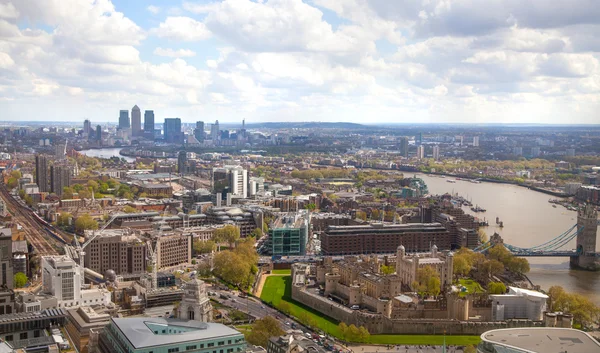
<box><xmin>200</xmin><ymin>344</ymin><xmax>204</xmax><ymax>348</ymax></box>
<box><xmin>218</xmin><ymin>342</ymin><xmax>224</xmax><ymax>346</ymax></box>
<box><xmin>5</xmin><ymin>335</ymin><xmax>12</xmax><ymax>342</ymax></box>
<box><xmin>186</xmin><ymin>346</ymin><xmax>197</xmax><ymax>351</ymax></box>
<box><xmin>168</xmin><ymin>349</ymin><xmax>179</xmax><ymax>353</ymax></box>
<box><xmin>20</xmin><ymin>332</ymin><xmax>27</xmax><ymax>340</ymax></box>
<box><xmin>228</xmin><ymin>340</ymin><xmax>231</xmax><ymax>345</ymax></box>
<box><xmin>208</xmin><ymin>343</ymin><xmax>214</xmax><ymax>347</ymax></box>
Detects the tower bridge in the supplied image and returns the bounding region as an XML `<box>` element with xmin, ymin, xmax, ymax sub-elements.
<box><xmin>474</xmin><ymin>204</ymin><xmax>599</xmax><ymax>270</ymax></box>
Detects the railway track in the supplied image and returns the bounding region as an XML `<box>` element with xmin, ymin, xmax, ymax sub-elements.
<box><xmin>0</xmin><ymin>184</ymin><xmax>60</xmax><ymax>256</ymax></box>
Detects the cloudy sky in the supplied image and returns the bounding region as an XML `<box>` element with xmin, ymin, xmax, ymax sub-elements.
<box><xmin>0</xmin><ymin>0</ymin><xmax>599</xmax><ymax>124</ymax></box>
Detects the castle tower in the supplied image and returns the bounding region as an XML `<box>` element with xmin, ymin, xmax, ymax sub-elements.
<box><xmin>177</xmin><ymin>278</ymin><xmax>213</xmax><ymax>321</ymax></box>
<box><xmin>570</xmin><ymin>204</ymin><xmax>599</xmax><ymax>270</ymax></box>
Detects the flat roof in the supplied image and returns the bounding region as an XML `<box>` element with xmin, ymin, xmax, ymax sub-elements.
<box><xmin>111</xmin><ymin>318</ymin><xmax>243</xmax><ymax>349</ymax></box>
<box><xmin>481</xmin><ymin>328</ymin><xmax>600</xmax><ymax>353</ymax></box>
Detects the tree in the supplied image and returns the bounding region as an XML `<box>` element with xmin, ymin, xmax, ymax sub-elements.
<box><xmin>355</xmin><ymin>210</ymin><xmax>367</xmax><ymax>221</ymax></box>
<box><xmin>249</xmin><ymin>228</ymin><xmax>262</xmax><ymax>239</ymax></box>
<box><xmin>214</xmin><ymin>225</ymin><xmax>240</xmax><ymax>248</ymax></box>
<box><xmin>62</xmin><ymin>187</ymin><xmax>74</xmax><ymax>200</ymax></box>
<box><xmin>548</xmin><ymin>285</ymin><xmax>600</xmax><ymax>327</ymax></box>
<box><xmin>6</xmin><ymin>177</ymin><xmax>18</xmax><ymax>189</ymax></box>
<box><xmin>278</xmin><ymin>301</ymin><xmax>291</xmax><ymax>315</ymax></box>
<box><xmin>507</xmin><ymin>257</ymin><xmax>530</xmax><ymax>274</ymax></box>
<box><xmin>10</xmin><ymin>170</ymin><xmax>22</xmax><ymax>179</ymax></box>
<box><xmin>358</xmin><ymin>326</ymin><xmax>370</xmax><ymax>343</ymax></box>
<box><xmin>304</xmin><ymin>203</ymin><xmax>317</xmax><ymax>211</ymax></box>
<box><xmin>415</xmin><ymin>265</ymin><xmax>440</xmax><ymax>295</ymax></box>
<box><xmin>488</xmin><ymin>244</ymin><xmax>512</xmax><ymax>264</ymax></box>
<box><xmin>478</xmin><ymin>229</ymin><xmax>488</xmax><ymax>243</ymax></box>
<box><xmin>338</xmin><ymin>322</ymin><xmax>349</xmax><ymax>341</ymax></box>
<box><xmin>488</xmin><ymin>282</ymin><xmax>507</xmax><ymax>294</ymax></box>
<box><xmin>14</xmin><ymin>272</ymin><xmax>27</xmax><ymax>288</ymax></box>
<box><xmin>87</xmin><ymin>180</ymin><xmax>99</xmax><ymax>192</ymax></box>
<box><xmin>193</xmin><ymin>240</ymin><xmax>216</xmax><ymax>254</ymax></box>
<box><xmin>57</xmin><ymin>212</ymin><xmax>73</xmax><ymax>227</ymax></box>
<box><xmin>380</xmin><ymin>265</ymin><xmax>395</xmax><ymax>275</ymax></box>
<box><xmin>75</xmin><ymin>213</ymin><xmax>98</xmax><ymax>233</ymax></box>
<box><xmin>453</xmin><ymin>255</ymin><xmax>471</xmax><ymax>278</ymax></box>
<box><xmin>428</xmin><ymin>276</ymin><xmax>441</xmax><ymax>296</ymax></box>
<box><xmin>123</xmin><ymin>205</ymin><xmax>137</xmax><ymax>213</ymax></box>
<box><xmin>24</xmin><ymin>195</ymin><xmax>33</xmax><ymax>206</ymax></box>
<box><xmin>464</xmin><ymin>345</ymin><xmax>477</xmax><ymax>353</ymax></box>
<box><xmin>482</xmin><ymin>259</ymin><xmax>505</xmax><ymax>277</ymax></box>
<box><xmin>245</xmin><ymin>316</ymin><xmax>284</xmax><ymax>347</ymax></box>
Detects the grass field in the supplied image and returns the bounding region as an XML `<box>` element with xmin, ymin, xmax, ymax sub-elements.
<box><xmin>260</xmin><ymin>275</ymin><xmax>481</xmax><ymax>346</ymax></box>
<box><xmin>458</xmin><ymin>279</ymin><xmax>484</xmax><ymax>297</ymax></box>
<box><xmin>271</xmin><ymin>269</ymin><xmax>291</xmax><ymax>275</ymax></box>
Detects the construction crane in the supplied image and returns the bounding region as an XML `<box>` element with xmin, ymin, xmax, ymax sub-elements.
<box><xmin>146</xmin><ymin>222</ymin><xmax>165</xmax><ymax>291</ymax></box>
<box><xmin>72</xmin><ymin>214</ymin><xmax>119</xmax><ymax>277</ymax></box>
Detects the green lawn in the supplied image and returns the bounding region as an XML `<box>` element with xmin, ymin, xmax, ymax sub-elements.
<box><xmin>260</xmin><ymin>275</ymin><xmax>481</xmax><ymax>346</ymax></box>
<box><xmin>458</xmin><ymin>279</ymin><xmax>484</xmax><ymax>297</ymax></box>
<box><xmin>271</xmin><ymin>269</ymin><xmax>291</xmax><ymax>275</ymax></box>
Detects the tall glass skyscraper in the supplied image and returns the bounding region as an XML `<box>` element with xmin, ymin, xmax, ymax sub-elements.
<box><xmin>118</xmin><ymin>110</ymin><xmax>130</xmax><ymax>129</ymax></box>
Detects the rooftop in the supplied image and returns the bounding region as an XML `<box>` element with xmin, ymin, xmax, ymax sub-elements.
<box><xmin>111</xmin><ymin>318</ymin><xmax>243</xmax><ymax>349</ymax></box>
<box><xmin>480</xmin><ymin>328</ymin><xmax>600</xmax><ymax>353</ymax></box>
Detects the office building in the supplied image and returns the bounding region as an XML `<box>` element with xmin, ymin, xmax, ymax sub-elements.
<box><xmin>320</xmin><ymin>223</ymin><xmax>451</xmax><ymax>255</ymax></box>
<box><xmin>399</xmin><ymin>137</ymin><xmax>409</xmax><ymax>158</ymax></box>
<box><xmin>96</xmin><ymin>125</ymin><xmax>102</xmax><ymax>142</ymax></box>
<box><xmin>211</xmin><ymin>120</ymin><xmax>220</xmax><ymax>142</ymax></box>
<box><xmin>0</xmin><ymin>229</ymin><xmax>14</xmax><ymax>315</ymax></box>
<box><xmin>83</xmin><ymin>119</ymin><xmax>92</xmax><ymax>135</ymax></box>
<box><xmin>84</xmin><ymin>229</ymin><xmax>147</xmax><ymax>276</ymax></box>
<box><xmin>164</xmin><ymin>118</ymin><xmax>183</xmax><ymax>144</ymax></box>
<box><xmin>131</xmin><ymin>105</ymin><xmax>142</xmax><ymax>136</ymax></box>
<box><xmin>35</xmin><ymin>155</ymin><xmax>49</xmax><ymax>192</ymax></box>
<box><xmin>249</xmin><ymin>176</ymin><xmax>265</xmax><ymax>196</ymax></box>
<box><xmin>176</xmin><ymin>279</ymin><xmax>213</xmax><ymax>322</ymax></box>
<box><xmin>268</xmin><ymin>213</ymin><xmax>309</xmax><ymax>256</ymax></box>
<box><xmin>415</xmin><ymin>132</ymin><xmax>422</xmax><ymax>146</ymax></box>
<box><xmin>98</xmin><ymin>318</ymin><xmax>246</xmax><ymax>353</ymax></box>
<box><xmin>416</xmin><ymin>145</ymin><xmax>425</xmax><ymax>160</ymax></box>
<box><xmin>477</xmin><ymin>328</ymin><xmax>600</xmax><ymax>353</ymax></box>
<box><xmin>42</xmin><ymin>256</ymin><xmax>81</xmax><ymax>307</ymax></box>
<box><xmin>66</xmin><ymin>306</ymin><xmax>111</xmax><ymax>353</ymax></box>
<box><xmin>213</xmin><ymin>165</ymin><xmax>248</xmax><ymax>198</ymax></box>
<box><xmin>118</xmin><ymin>110</ymin><xmax>130</xmax><ymax>129</ymax></box>
<box><xmin>144</xmin><ymin>110</ymin><xmax>155</xmax><ymax>138</ymax></box>
<box><xmin>55</xmin><ymin>144</ymin><xmax>66</xmax><ymax>160</ymax></box>
<box><xmin>268</xmin><ymin>334</ymin><xmax>327</xmax><ymax>353</ymax></box>
<box><xmin>432</xmin><ymin>145</ymin><xmax>440</xmax><ymax>161</ymax></box>
<box><xmin>178</xmin><ymin>150</ymin><xmax>187</xmax><ymax>175</ymax></box>
<box><xmin>155</xmin><ymin>232</ymin><xmax>193</xmax><ymax>268</ymax></box>
<box><xmin>531</xmin><ymin>146</ymin><xmax>541</xmax><ymax>157</ymax></box>
<box><xmin>50</xmin><ymin>165</ymin><xmax>71</xmax><ymax>196</ymax></box>
<box><xmin>472</xmin><ymin>136</ymin><xmax>479</xmax><ymax>147</ymax></box>
<box><xmin>194</xmin><ymin>121</ymin><xmax>205</xmax><ymax>142</ymax></box>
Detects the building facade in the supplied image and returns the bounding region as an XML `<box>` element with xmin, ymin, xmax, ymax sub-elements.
<box><xmin>195</xmin><ymin>121</ymin><xmax>205</xmax><ymax>142</ymax></box>
<box><xmin>320</xmin><ymin>223</ymin><xmax>451</xmax><ymax>255</ymax></box>
<box><xmin>164</xmin><ymin>118</ymin><xmax>183</xmax><ymax>144</ymax></box>
<box><xmin>118</xmin><ymin>110</ymin><xmax>130</xmax><ymax>129</ymax></box>
<box><xmin>268</xmin><ymin>213</ymin><xmax>309</xmax><ymax>256</ymax></box>
<box><xmin>84</xmin><ymin>229</ymin><xmax>147</xmax><ymax>276</ymax></box>
<box><xmin>177</xmin><ymin>279</ymin><xmax>213</xmax><ymax>322</ymax></box>
<box><xmin>131</xmin><ymin>105</ymin><xmax>142</xmax><ymax>136</ymax></box>
<box><xmin>213</xmin><ymin>165</ymin><xmax>248</xmax><ymax>198</ymax></box>
<box><xmin>42</xmin><ymin>256</ymin><xmax>81</xmax><ymax>307</ymax></box>
<box><xmin>50</xmin><ymin>165</ymin><xmax>71</xmax><ymax>196</ymax></box>
<box><xmin>144</xmin><ymin>110</ymin><xmax>155</xmax><ymax>139</ymax></box>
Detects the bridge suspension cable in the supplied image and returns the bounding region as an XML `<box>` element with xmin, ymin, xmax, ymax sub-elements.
<box><xmin>504</xmin><ymin>226</ymin><xmax>583</xmax><ymax>254</ymax></box>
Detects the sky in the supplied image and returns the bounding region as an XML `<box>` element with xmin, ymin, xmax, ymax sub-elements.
<box><xmin>0</xmin><ymin>0</ymin><xmax>599</xmax><ymax>125</ymax></box>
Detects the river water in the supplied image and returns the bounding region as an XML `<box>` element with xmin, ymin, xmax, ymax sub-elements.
<box><xmin>416</xmin><ymin>174</ymin><xmax>600</xmax><ymax>304</ymax></box>
<box><xmin>79</xmin><ymin>148</ymin><xmax>135</xmax><ymax>162</ymax></box>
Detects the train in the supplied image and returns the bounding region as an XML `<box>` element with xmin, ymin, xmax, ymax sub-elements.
<box><xmin>30</xmin><ymin>211</ymin><xmax>68</xmax><ymax>245</ymax></box>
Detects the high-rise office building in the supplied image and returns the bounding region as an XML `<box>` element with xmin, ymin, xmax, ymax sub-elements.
<box><xmin>84</xmin><ymin>230</ymin><xmax>147</xmax><ymax>276</ymax></box>
<box><xmin>55</xmin><ymin>144</ymin><xmax>66</xmax><ymax>160</ymax></box>
<box><xmin>415</xmin><ymin>132</ymin><xmax>422</xmax><ymax>146</ymax></box>
<box><xmin>178</xmin><ymin>150</ymin><xmax>187</xmax><ymax>175</ymax></box>
<box><xmin>42</xmin><ymin>256</ymin><xmax>81</xmax><ymax>306</ymax></box>
<box><xmin>212</xmin><ymin>165</ymin><xmax>248</xmax><ymax>198</ymax></box>
<box><xmin>50</xmin><ymin>165</ymin><xmax>71</xmax><ymax>196</ymax></box>
<box><xmin>96</xmin><ymin>125</ymin><xmax>102</xmax><ymax>143</ymax></box>
<box><xmin>164</xmin><ymin>118</ymin><xmax>183</xmax><ymax>144</ymax></box>
<box><xmin>118</xmin><ymin>110</ymin><xmax>130</xmax><ymax>129</ymax></box>
<box><xmin>83</xmin><ymin>119</ymin><xmax>92</xmax><ymax>135</ymax></box>
<box><xmin>473</xmin><ymin>136</ymin><xmax>480</xmax><ymax>147</ymax></box>
<box><xmin>531</xmin><ymin>146</ymin><xmax>541</xmax><ymax>157</ymax></box>
<box><xmin>399</xmin><ymin>137</ymin><xmax>409</xmax><ymax>157</ymax></box>
<box><xmin>131</xmin><ymin>105</ymin><xmax>141</xmax><ymax>136</ymax></box>
<box><xmin>432</xmin><ymin>145</ymin><xmax>440</xmax><ymax>161</ymax></box>
<box><xmin>417</xmin><ymin>145</ymin><xmax>425</xmax><ymax>160</ymax></box>
<box><xmin>211</xmin><ymin>120</ymin><xmax>220</xmax><ymax>142</ymax></box>
<box><xmin>35</xmin><ymin>155</ymin><xmax>49</xmax><ymax>192</ymax></box>
<box><xmin>194</xmin><ymin>121</ymin><xmax>205</xmax><ymax>142</ymax></box>
<box><xmin>144</xmin><ymin>110</ymin><xmax>155</xmax><ymax>136</ymax></box>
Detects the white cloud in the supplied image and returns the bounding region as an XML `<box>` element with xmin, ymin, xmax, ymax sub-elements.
<box><xmin>147</xmin><ymin>5</ymin><xmax>160</xmax><ymax>14</ymax></box>
<box><xmin>1</xmin><ymin>0</ymin><xmax>600</xmax><ymax>123</ymax></box>
<box><xmin>153</xmin><ymin>47</ymin><xmax>197</xmax><ymax>58</ymax></box>
<box><xmin>151</xmin><ymin>16</ymin><xmax>211</xmax><ymax>41</ymax></box>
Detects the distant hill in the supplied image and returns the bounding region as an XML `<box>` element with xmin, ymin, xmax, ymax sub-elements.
<box><xmin>239</xmin><ymin>122</ymin><xmax>369</xmax><ymax>129</ymax></box>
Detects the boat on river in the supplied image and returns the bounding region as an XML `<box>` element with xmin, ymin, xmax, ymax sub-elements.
<box><xmin>447</xmin><ymin>179</ymin><xmax>456</xmax><ymax>183</ymax></box>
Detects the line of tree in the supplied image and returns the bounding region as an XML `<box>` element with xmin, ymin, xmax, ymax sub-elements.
<box><xmin>245</xmin><ymin>316</ymin><xmax>284</xmax><ymax>347</ymax></box>
<box><xmin>548</xmin><ymin>286</ymin><xmax>600</xmax><ymax>328</ymax></box>
<box><xmin>337</xmin><ymin>322</ymin><xmax>370</xmax><ymax>343</ymax></box>
<box><xmin>212</xmin><ymin>238</ymin><xmax>258</xmax><ymax>290</ymax></box>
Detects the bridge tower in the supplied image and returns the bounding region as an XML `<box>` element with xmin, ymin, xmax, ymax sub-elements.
<box><xmin>570</xmin><ymin>204</ymin><xmax>599</xmax><ymax>270</ymax></box>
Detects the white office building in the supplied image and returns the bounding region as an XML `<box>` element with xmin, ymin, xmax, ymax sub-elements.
<box><xmin>416</xmin><ymin>145</ymin><xmax>425</xmax><ymax>160</ymax></box>
<box><xmin>213</xmin><ymin>165</ymin><xmax>248</xmax><ymax>199</ymax></box>
<box><xmin>490</xmin><ymin>287</ymin><xmax>548</xmax><ymax>321</ymax></box>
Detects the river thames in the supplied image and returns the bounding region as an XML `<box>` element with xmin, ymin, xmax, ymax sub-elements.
<box><xmin>417</xmin><ymin>174</ymin><xmax>600</xmax><ymax>304</ymax></box>
<box><xmin>79</xmin><ymin>148</ymin><xmax>135</xmax><ymax>162</ymax></box>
